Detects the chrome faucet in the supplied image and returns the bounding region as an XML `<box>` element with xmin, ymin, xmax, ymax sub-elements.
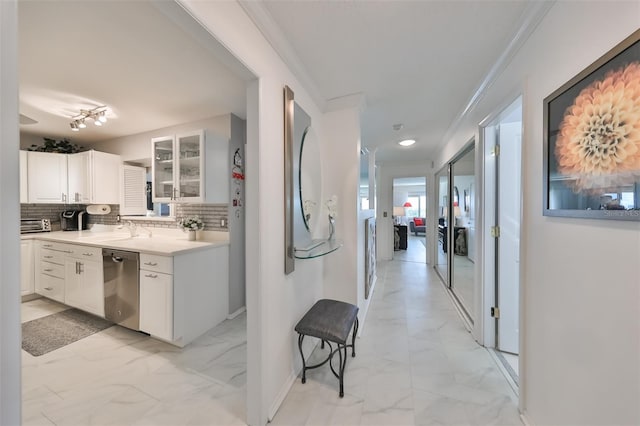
<box><xmin>126</xmin><ymin>221</ymin><xmax>137</xmax><ymax>237</ymax></box>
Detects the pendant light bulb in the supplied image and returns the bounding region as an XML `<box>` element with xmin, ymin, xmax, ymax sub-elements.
<box><xmin>99</xmin><ymin>111</ymin><xmax>107</xmax><ymax>123</ymax></box>
<box><xmin>78</xmin><ymin>119</ymin><xmax>86</xmax><ymax>129</ymax></box>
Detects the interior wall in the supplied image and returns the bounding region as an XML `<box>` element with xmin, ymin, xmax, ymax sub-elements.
<box><xmin>377</xmin><ymin>161</ymin><xmax>433</xmax><ymax>261</ymax></box>
<box><xmin>435</xmin><ymin>2</ymin><xmax>640</xmax><ymax>424</ymax></box>
<box><xmin>0</xmin><ymin>1</ymin><xmax>22</xmax><ymax>423</ymax></box>
<box><xmin>178</xmin><ymin>1</ymin><xmax>331</xmax><ymax>423</ymax></box>
<box><xmin>86</xmin><ymin>114</ymin><xmax>232</xmax><ymax>162</ymax></box>
<box><xmin>322</xmin><ymin>106</ymin><xmax>361</xmax><ymax>304</ymax></box>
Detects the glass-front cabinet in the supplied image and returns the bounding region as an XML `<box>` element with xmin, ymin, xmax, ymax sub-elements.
<box><xmin>152</xmin><ymin>130</ymin><xmax>206</xmax><ymax>202</ymax></box>
<box><xmin>176</xmin><ymin>131</ymin><xmax>203</xmax><ymax>199</ymax></box>
<box><xmin>152</xmin><ymin>135</ymin><xmax>175</xmax><ymax>201</ymax></box>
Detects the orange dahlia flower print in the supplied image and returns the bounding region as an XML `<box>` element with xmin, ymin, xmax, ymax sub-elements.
<box><xmin>555</xmin><ymin>61</ymin><xmax>640</xmax><ymax>193</ymax></box>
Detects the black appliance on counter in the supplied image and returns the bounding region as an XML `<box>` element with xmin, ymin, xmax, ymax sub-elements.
<box><xmin>60</xmin><ymin>209</ymin><xmax>88</xmax><ymax>231</ymax></box>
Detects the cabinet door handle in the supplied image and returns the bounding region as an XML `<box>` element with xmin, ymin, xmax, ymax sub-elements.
<box><xmin>79</xmin><ymin>262</ymin><xmax>84</xmax><ymax>274</ymax></box>
<box><xmin>76</xmin><ymin>261</ymin><xmax>79</xmax><ymax>275</ymax></box>
<box><xmin>144</xmin><ymin>273</ymin><xmax>158</xmax><ymax>279</ymax></box>
<box><xmin>143</xmin><ymin>262</ymin><xmax>158</xmax><ymax>266</ymax></box>
<box><xmin>62</xmin><ymin>193</ymin><xmax>66</xmax><ymax>203</ymax></box>
<box><xmin>44</xmin><ymin>255</ymin><xmax>53</xmax><ymax>259</ymax></box>
<box><xmin>44</xmin><ymin>287</ymin><xmax>53</xmax><ymax>291</ymax></box>
<box><xmin>82</xmin><ymin>252</ymin><xmax>93</xmax><ymax>257</ymax></box>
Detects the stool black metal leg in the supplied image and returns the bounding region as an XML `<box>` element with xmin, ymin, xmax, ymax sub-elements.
<box><xmin>351</xmin><ymin>317</ymin><xmax>359</xmax><ymax>357</ymax></box>
<box><xmin>321</xmin><ymin>340</ymin><xmax>325</xmax><ymax>349</ymax></box>
<box><xmin>297</xmin><ymin>333</ymin><xmax>307</xmax><ymax>384</ymax></box>
<box><xmin>338</xmin><ymin>343</ymin><xmax>345</xmax><ymax>397</ymax></box>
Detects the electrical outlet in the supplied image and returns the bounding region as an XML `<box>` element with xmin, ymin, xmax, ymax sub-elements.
<box><xmin>221</xmin><ymin>218</ymin><xmax>226</xmax><ymax>227</ymax></box>
<box><xmin>383</xmin><ymin>211</ymin><xmax>387</xmax><ymax>217</ymax></box>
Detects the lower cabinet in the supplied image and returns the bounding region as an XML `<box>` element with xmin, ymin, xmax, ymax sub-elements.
<box><xmin>64</xmin><ymin>246</ymin><xmax>104</xmax><ymax>317</ymax></box>
<box><xmin>35</xmin><ymin>241</ymin><xmax>67</xmax><ymax>303</ymax></box>
<box><xmin>140</xmin><ymin>267</ymin><xmax>173</xmax><ymax>341</ymax></box>
<box><xmin>20</xmin><ymin>240</ymin><xmax>34</xmax><ymax>296</ymax></box>
<box><xmin>35</xmin><ymin>241</ymin><xmax>104</xmax><ymax>317</ymax></box>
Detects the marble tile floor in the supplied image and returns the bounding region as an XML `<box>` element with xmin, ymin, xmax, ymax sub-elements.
<box><xmin>271</xmin><ymin>259</ymin><xmax>522</xmax><ymax>426</ymax></box>
<box><xmin>21</xmin><ymin>298</ymin><xmax>247</xmax><ymax>425</ymax></box>
<box><xmin>394</xmin><ymin>235</ymin><xmax>427</xmax><ymax>264</ymax></box>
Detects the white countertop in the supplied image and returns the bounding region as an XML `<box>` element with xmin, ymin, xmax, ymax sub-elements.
<box><xmin>22</xmin><ymin>227</ymin><xmax>229</xmax><ymax>256</ymax></box>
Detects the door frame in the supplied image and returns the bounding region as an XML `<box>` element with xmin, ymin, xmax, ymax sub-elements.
<box><xmin>478</xmin><ymin>93</ymin><xmax>524</xmax><ymax>356</ymax></box>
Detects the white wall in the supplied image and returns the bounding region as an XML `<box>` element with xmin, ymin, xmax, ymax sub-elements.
<box><xmin>88</xmin><ymin>115</ymin><xmax>232</xmax><ymax>162</ymax></box>
<box><xmin>177</xmin><ymin>2</ymin><xmax>343</xmax><ymax>424</ymax></box>
<box><xmin>322</xmin><ymin>105</ymin><xmax>364</xmax><ymax>304</ymax></box>
<box><xmin>436</xmin><ymin>2</ymin><xmax>640</xmax><ymax>424</ymax></box>
<box><xmin>0</xmin><ymin>2</ymin><xmax>22</xmax><ymax>424</ymax></box>
<box><xmin>377</xmin><ymin>161</ymin><xmax>433</xmax><ymax>261</ymax></box>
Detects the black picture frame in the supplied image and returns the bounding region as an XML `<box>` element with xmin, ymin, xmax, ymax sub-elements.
<box><xmin>543</xmin><ymin>29</ymin><xmax>640</xmax><ymax>221</ymax></box>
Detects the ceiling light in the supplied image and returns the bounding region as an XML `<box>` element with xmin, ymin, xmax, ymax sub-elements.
<box><xmin>398</xmin><ymin>139</ymin><xmax>416</xmax><ymax>147</ymax></box>
<box><xmin>392</xmin><ymin>123</ymin><xmax>404</xmax><ymax>131</ymax></box>
<box><xmin>69</xmin><ymin>106</ymin><xmax>108</xmax><ymax>131</ymax></box>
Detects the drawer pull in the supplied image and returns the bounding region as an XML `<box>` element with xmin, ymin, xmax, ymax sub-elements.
<box><xmin>43</xmin><ymin>255</ymin><xmax>53</xmax><ymax>259</ymax></box>
<box><xmin>44</xmin><ymin>287</ymin><xmax>53</xmax><ymax>291</ymax></box>
<box><xmin>144</xmin><ymin>262</ymin><xmax>158</xmax><ymax>266</ymax></box>
<box><xmin>82</xmin><ymin>252</ymin><xmax>93</xmax><ymax>257</ymax></box>
<box><xmin>43</xmin><ymin>244</ymin><xmax>52</xmax><ymax>248</ymax></box>
<box><xmin>144</xmin><ymin>273</ymin><xmax>158</xmax><ymax>279</ymax></box>
<box><xmin>43</xmin><ymin>268</ymin><xmax>53</xmax><ymax>272</ymax></box>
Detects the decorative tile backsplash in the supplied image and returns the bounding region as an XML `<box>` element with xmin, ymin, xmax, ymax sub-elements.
<box><xmin>21</xmin><ymin>203</ymin><xmax>229</xmax><ymax>231</ymax></box>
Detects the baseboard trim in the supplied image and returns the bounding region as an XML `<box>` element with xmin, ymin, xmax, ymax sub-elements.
<box><xmin>268</xmin><ymin>371</ymin><xmax>297</xmax><ymax>422</ymax></box>
<box><xmin>226</xmin><ymin>306</ymin><xmax>246</xmax><ymax>320</ymax></box>
<box><xmin>520</xmin><ymin>411</ymin><xmax>534</xmax><ymax>426</ymax></box>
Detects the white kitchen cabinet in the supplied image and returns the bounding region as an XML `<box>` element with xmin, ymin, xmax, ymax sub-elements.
<box><xmin>27</xmin><ymin>151</ymin><xmax>68</xmax><ymax>203</ymax></box>
<box><xmin>26</xmin><ymin>150</ymin><xmax>121</xmax><ymax>204</ymax></box>
<box><xmin>140</xmin><ymin>255</ymin><xmax>173</xmax><ymax>341</ymax></box>
<box><xmin>68</xmin><ymin>150</ymin><xmax>121</xmax><ymax>204</ymax></box>
<box><xmin>151</xmin><ymin>129</ymin><xmax>228</xmax><ymax>203</ymax></box>
<box><xmin>20</xmin><ymin>151</ymin><xmax>28</xmax><ymax>203</ymax></box>
<box><xmin>35</xmin><ymin>241</ymin><xmax>68</xmax><ymax>303</ymax></box>
<box><xmin>20</xmin><ymin>240</ymin><xmax>34</xmax><ymax>296</ymax></box>
<box><xmin>64</xmin><ymin>244</ymin><xmax>104</xmax><ymax>317</ymax></box>
<box><xmin>139</xmin><ymin>248</ymin><xmax>228</xmax><ymax>347</ymax></box>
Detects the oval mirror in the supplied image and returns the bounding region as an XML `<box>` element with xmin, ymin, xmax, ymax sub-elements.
<box><xmin>299</xmin><ymin>126</ymin><xmax>322</xmax><ymax>232</ymax></box>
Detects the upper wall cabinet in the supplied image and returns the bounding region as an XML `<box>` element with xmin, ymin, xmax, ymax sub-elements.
<box><xmin>25</xmin><ymin>150</ymin><xmax>121</xmax><ymax>204</ymax></box>
<box><xmin>65</xmin><ymin>150</ymin><xmax>122</xmax><ymax>204</ymax></box>
<box><xmin>27</xmin><ymin>151</ymin><xmax>68</xmax><ymax>203</ymax></box>
<box><xmin>151</xmin><ymin>130</ymin><xmax>228</xmax><ymax>204</ymax></box>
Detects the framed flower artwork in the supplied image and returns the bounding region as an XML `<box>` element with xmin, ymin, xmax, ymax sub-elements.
<box><xmin>543</xmin><ymin>28</ymin><xmax>640</xmax><ymax>221</ymax></box>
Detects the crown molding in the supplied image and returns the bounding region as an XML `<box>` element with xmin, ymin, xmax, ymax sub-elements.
<box><xmin>238</xmin><ymin>0</ymin><xmax>326</xmax><ymax>111</ymax></box>
<box><xmin>439</xmin><ymin>0</ymin><xmax>555</xmax><ymax>148</ymax></box>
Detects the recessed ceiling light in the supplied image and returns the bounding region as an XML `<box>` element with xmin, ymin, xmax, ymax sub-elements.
<box><xmin>398</xmin><ymin>139</ymin><xmax>416</xmax><ymax>147</ymax></box>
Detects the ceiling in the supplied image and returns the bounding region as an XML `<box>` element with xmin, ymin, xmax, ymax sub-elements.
<box><xmin>249</xmin><ymin>0</ymin><xmax>535</xmax><ymax>163</ymax></box>
<box><xmin>18</xmin><ymin>1</ymin><xmax>248</xmax><ymax>145</ymax></box>
<box><xmin>19</xmin><ymin>1</ymin><xmax>537</xmax><ymax>164</ymax></box>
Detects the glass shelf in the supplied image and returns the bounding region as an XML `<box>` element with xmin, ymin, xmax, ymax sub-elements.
<box><xmin>294</xmin><ymin>239</ymin><xmax>343</xmax><ymax>259</ymax></box>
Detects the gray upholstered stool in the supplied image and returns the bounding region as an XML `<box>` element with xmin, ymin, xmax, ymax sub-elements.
<box><xmin>295</xmin><ymin>299</ymin><xmax>359</xmax><ymax>397</ymax></box>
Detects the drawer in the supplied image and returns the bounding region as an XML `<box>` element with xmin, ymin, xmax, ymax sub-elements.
<box><xmin>39</xmin><ymin>249</ymin><xmax>65</xmax><ymax>265</ymax></box>
<box><xmin>40</xmin><ymin>261</ymin><xmax>65</xmax><ymax>278</ymax></box>
<box><xmin>38</xmin><ymin>274</ymin><xmax>64</xmax><ymax>303</ymax></box>
<box><xmin>140</xmin><ymin>253</ymin><xmax>172</xmax><ymax>274</ymax></box>
<box><xmin>66</xmin><ymin>244</ymin><xmax>102</xmax><ymax>260</ymax></box>
<box><xmin>39</xmin><ymin>241</ymin><xmax>72</xmax><ymax>253</ymax></box>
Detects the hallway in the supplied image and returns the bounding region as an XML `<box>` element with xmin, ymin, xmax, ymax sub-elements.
<box><xmin>272</xmin><ymin>258</ymin><xmax>521</xmax><ymax>425</ymax></box>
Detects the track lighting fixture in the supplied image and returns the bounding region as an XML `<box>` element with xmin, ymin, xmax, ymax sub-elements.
<box><xmin>69</xmin><ymin>106</ymin><xmax>109</xmax><ymax>131</ymax></box>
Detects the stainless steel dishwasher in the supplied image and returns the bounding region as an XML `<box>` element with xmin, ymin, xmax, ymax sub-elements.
<box><xmin>103</xmin><ymin>248</ymin><xmax>140</xmax><ymax>331</ymax></box>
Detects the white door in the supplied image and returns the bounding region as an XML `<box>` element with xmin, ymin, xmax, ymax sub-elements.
<box><xmin>27</xmin><ymin>151</ymin><xmax>68</xmax><ymax>203</ymax></box>
<box><xmin>497</xmin><ymin>120</ymin><xmax>522</xmax><ymax>354</ymax></box>
<box><xmin>67</xmin><ymin>151</ymin><xmax>91</xmax><ymax>203</ymax></box>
